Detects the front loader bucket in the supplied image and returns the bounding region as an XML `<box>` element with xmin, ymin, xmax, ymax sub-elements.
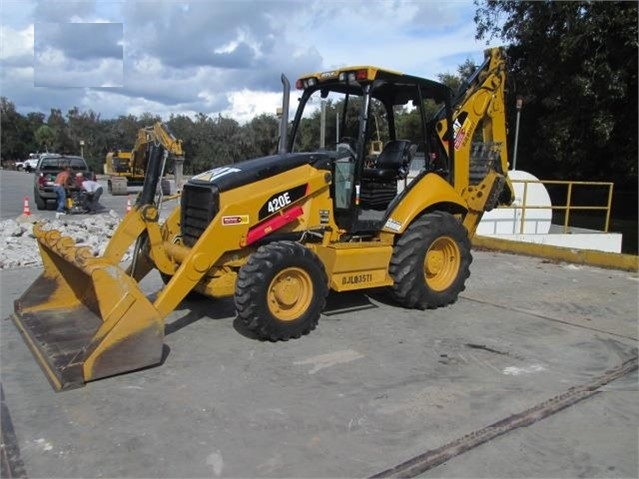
<box><xmin>12</xmin><ymin>225</ymin><xmax>164</xmax><ymax>391</ymax></box>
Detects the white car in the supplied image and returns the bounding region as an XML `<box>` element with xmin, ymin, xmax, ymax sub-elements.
<box><xmin>16</xmin><ymin>154</ymin><xmax>43</xmax><ymax>172</ymax></box>
<box><xmin>22</xmin><ymin>157</ymin><xmax>40</xmax><ymax>172</ymax></box>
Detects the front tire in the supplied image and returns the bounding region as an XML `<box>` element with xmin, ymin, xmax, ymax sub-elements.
<box><xmin>389</xmin><ymin>211</ymin><xmax>472</xmax><ymax>310</ymax></box>
<box><xmin>235</xmin><ymin>241</ymin><xmax>328</xmax><ymax>341</ymax></box>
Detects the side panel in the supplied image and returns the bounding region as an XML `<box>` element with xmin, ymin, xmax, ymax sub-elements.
<box><xmin>310</xmin><ymin>243</ymin><xmax>394</xmax><ymax>292</ymax></box>
<box><xmin>184</xmin><ymin>163</ymin><xmax>333</xmax><ymax>250</ymax></box>
<box><xmin>382</xmin><ymin>173</ymin><xmax>467</xmax><ymax>235</ymax></box>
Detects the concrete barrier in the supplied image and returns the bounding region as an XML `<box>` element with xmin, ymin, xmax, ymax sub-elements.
<box><xmin>473</xmin><ymin>235</ymin><xmax>639</xmax><ymax>272</ymax></box>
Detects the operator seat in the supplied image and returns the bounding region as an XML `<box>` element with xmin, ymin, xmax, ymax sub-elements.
<box><xmin>362</xmin><ymin>140</ymin><xmax>415</xmax><ymax>181</ymax></box>
<box><xmin>360</xmin><ymin>140</ymin><xmax>416</xmax><ymax>210</ymax></box>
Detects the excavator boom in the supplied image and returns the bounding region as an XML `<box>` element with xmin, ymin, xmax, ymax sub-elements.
<box><xmin>106</xmin><ymin>122</ymin><xmax>184</xmax><ymax>195</ymax></box>
<box><xmin>130</xmin><ymin>122</ymin><xmax>184</xmax><ymax>175</ymax></box>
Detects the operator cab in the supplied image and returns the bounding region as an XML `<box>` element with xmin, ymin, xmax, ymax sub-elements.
<box><xmin>288</xmin><ymin>66</ymin><xmax>455</xmax><ymax>234</ymax></box>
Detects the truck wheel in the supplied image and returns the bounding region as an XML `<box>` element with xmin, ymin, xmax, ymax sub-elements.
<box><xmin>235</xmin><ymin>241</ymin><xmax>328</xmax><ymax>341</ymax></box>
<box><xmin>389</xmin><ymin>211</ymin><xmax>472</xmax><ymax>309</ymax></box>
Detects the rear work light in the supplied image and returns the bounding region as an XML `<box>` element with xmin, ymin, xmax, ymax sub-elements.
<box><xmin>339</xmin><ymin>70</ymin><xmax>369</xmax><ymax>83</ymax></box>
<box><xmin>295</xmin><ymin>78</ymin><xmax>318</xmax><ymax>89</ymax></box>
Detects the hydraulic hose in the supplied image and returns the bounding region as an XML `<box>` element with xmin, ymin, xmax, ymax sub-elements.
<box><xmin>137</xmin><ymin>144</ymin><xmax>166</xmax><ymax>206</ymax></box>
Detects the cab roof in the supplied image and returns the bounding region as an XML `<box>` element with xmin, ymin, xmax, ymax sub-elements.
<box><xmin>296</xmin><ymin>65</ymin><xmax>451</xmax><ymax>106</ymax></box>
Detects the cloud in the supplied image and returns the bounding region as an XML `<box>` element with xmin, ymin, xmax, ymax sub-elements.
<box><xmin>1</xmin><ymin>0</ymin><xmax>492</xmax><ymax>121</ymax></box>
<box><xmin>35</xmin><ymin>56</ymin><xmax>124</xmax><ymax>88</ymax></box>
<box><xmin>35</xmin><ymin>22</ymin><xmax>123</xmax><ymax>61</ymax></box>
<box><xmin>33</xmin><ymin>22</ymin><xmax>123</xmax><ymax>87</ymax></box>
<box><xmin>122</xmin><ymin>1</ymin><xmax>310</xmax><ymax>72</ymax></box>
<box><xmin>220</xmin><ymin>89</ymin><xmax>284</xmax><ymax>124</ymax></box>
<box><xmin>0</xmin><ymin>24</ymin><xmax>34</xmax><ymax>63</ymax></box>
<box><xmin>33</xmin><ymin>0</ymin><xmax>97</xmax><ymax>23</ymax></box>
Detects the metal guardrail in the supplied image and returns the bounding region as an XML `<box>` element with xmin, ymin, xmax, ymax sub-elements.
<box><xmin>505</xmin><ymin>179</ymin><xmax>614</xmax><ymax>234</ymax></box>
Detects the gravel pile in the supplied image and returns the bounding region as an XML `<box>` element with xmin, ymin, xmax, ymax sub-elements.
<box><xmin>0</xmin><ymin>211</ymin><xmax>131</xmax><ymax>270</ymax></box>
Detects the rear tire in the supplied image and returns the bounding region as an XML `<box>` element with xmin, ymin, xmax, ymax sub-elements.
<box><xmin>235</xmin><ymin>241</ymin><xmax>328</xmax><ymax>341</ymax></box>
<box><xmin>389</xmin><ymin>211</ymin><xmax>472</xmax><ymax>309</ymax></box>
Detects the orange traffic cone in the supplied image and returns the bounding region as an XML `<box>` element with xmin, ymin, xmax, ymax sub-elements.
<box><xmin>22</xmin><ymin>196</ymin><xmax>31</xmax><ymax>216</ymax></box>
<box><xmin>126</xmin><ymin>196</ymin><xmax>132</xmax><ymax>213</ymax></box>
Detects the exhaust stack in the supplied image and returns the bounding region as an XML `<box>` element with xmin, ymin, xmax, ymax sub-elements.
<box><xmin>278</xmin><ymin>74</ymin><xmax>290</xmax><ymax>155</ymax></box>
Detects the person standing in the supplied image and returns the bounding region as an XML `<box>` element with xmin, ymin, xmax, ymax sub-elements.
<box><xmin>54</xmin><ymin>166</ymin><xmax>73</xmax><ymax>218</ymax></box>
<box><xmin>76</xmin><ymin>172</ymin><xmax>104</xmax><ymax>213</ymax></box>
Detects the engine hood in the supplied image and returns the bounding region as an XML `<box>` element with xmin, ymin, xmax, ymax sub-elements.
<box><xmin>188</xmin><ymin>152</ymin><xmax>331</xmax><ymax>193</ymax></box>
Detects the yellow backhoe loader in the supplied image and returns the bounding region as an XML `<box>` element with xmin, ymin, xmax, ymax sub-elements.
<box><xmin>13</xmin><ymin>47</ymin><xmax>513</xmax><ymax>391</ymax></box>
<box><xmin>104</xmin><ymin>122</ymin><xmax>184</xmax><ymax>195</ymax></box>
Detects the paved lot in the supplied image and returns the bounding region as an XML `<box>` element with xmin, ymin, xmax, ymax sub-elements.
<box><xmin>1</xmin><ymin>250</ymin><xmax>637</xmax><ymax>477</ymax></box>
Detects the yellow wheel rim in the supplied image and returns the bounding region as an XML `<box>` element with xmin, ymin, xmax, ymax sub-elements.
<box><xmin>267</xmin><ymin>267</ymin><xmax>313</xmax><ymax>321</ymax></box>
<box><xmin>424</xmin><ymin>236</ymin><xmax>461</xmax><ymax>292</ymax></box>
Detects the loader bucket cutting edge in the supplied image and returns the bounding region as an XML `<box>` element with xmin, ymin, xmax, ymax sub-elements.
<box><xmin>12</xmin><ymin>225</ymin><xmax>164</xmax><ymax>391</ymax></box>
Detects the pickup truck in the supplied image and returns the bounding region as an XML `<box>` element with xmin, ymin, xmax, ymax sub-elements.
<box><xmin>33</xmin><ymin>155</ymin><xmax>95</xmax><ymax>210</ymax></box>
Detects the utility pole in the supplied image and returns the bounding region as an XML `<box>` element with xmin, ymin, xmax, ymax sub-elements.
<box><xmin>512</xmin><ymin>96</ymin><xmax>523</xmax><ymax>170</ymax></box>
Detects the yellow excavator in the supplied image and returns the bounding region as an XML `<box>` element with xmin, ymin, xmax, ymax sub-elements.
<box><xmin>13</xmin><ymin>47</ymin><xmax>513</xmax><ymax>390</ymax></box>
<box><xmin>104</xmin><ymin>122</ymin><xmax>184</xmax><ymax>195</ymax></box>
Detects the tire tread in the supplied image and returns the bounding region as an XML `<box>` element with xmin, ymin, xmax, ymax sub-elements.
<box><xmin>389</xmin><ymin>211</ymin><xmax>472</xmax><ymax>310</ymax></box>
<box><xmin>235</xmin><ymin>241</ymin><xmax>328</xmax><ymax>341</ymax></box>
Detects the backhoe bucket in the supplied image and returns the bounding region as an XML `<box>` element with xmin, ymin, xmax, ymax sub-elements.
<box><xmin>12</xmin><ymin>225</ymin><xmax>164</xmax><ymax>391</ymax></box>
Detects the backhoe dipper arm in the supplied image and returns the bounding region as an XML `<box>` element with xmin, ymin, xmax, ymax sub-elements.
<box><xmin>436</xmin><ymin>47</ymin><xmax>513</xmax><ymax>204</ymax></box>
<box><xmin>150</xmin><ymin>122</ymin><xmax>184</xmax><ymax>156</ymax></box>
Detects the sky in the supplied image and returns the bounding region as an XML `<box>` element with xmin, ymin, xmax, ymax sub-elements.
<box><xmin>0</xmin><ymin>0</ymin><xmax>501</xmax><ymax>124</ymax></box>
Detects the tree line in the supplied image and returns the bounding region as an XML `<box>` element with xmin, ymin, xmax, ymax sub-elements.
<box><xmin>0</xmin><ymin>93</ymin><xmax>452</xmax><ymax>176</ymax></box>
<box><xmin>475</xmin><ymin>0</ymin><xmax>637</xmax><ymax>189</ymax></box>
<box><xmin>0</xmin><ymin>101</ymin><xmax>283</xmax><ymax>175</ymax></box>
<box><xmin>1</xmin><ymin>1</ymin><xmax>636</xmax><ymax>189</ymax></box>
